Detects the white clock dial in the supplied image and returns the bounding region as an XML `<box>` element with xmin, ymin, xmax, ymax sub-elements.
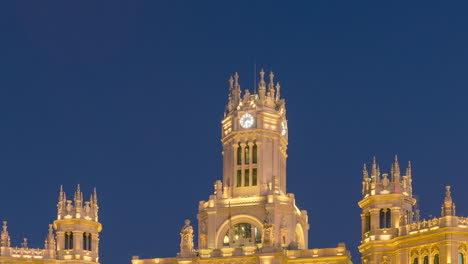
<box><xmin>281</xmin><ymin>120</ymin><xmax>287</xmax><ymax>135</ymax></box>
<box><xmin>239</xmin><ymin>114</ymin><xmax>254</xmax><ymax>129</ymax></box>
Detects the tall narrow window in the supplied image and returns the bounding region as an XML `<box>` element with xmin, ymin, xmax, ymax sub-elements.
<box><xmin>237</xmin><ymin>145</ymin><xmax>242</xmax><ymax>165</ymax></box>
<box><xmin>380</xmin><ymin>209</ymin><xmax>385</xmax><ymax>229</ymax></box>
<box><xmin>433</xmin><ymin>254</ymin><xmax>439</xmax><ymax>264</ymax></box>
<box><xmin>245</xmin><ymin>143</ymin><xmax>250</xmax><ymax>164</ymax></box>
<box><xmin>65</xmin><ymin>232</ymin><xmax>69</xmax><ymax>249</ymax></box>
<box><xmin>386</xmin><ymin>209</ymin><xmax>391</xmax><ymax>228</ymax></box>
<box><xmin>244</xmin><ymin>169</ymin><xmax>250</xmax><ymax>186</ymax></box>
<box><xmin>423</xmin><ymin>256</ymin><xmax>428</xmax><ymax>264</ymax></box>
<box><xmin>413</xmin><ymin>258</ymin><xmax>418</xmax><ymax>264</ymax></box>
<box><xmin>459</xmin><ymin>253</ymin><xmax>465</xmax><ymax>264</ymax></box>
<box><xmin>380</xmin><ymin>209</ymin><xmax>391</xmax><ymax>228</ymax></box>
<box><xmin>364</xmin><ymin>213</ymin><xmax>371</xmax><ymax>233</ymax></box>
<box><xmin>65</xmin><ymin>232</ymin><xmax>74</xmax><ymax>250</ymax></box>
<box><xmin>88</xmin><ymin>234</ymin><xmax>92</xmax><ymax>251</ymax></box>
<box><xmin>252</xmin><ymin>142</ymin><xmax>257</xmax><ymax>164</ymax></box>
<box><xmin>83</xmin><ymin>233</ymin><xmax>92</xmax><ymax>251</ymax></box>
<box><xmin>236</xmin><ymin>170</ymin><xmax>242</xmax><ymax>187</ymax></box>
<box><xmin>252</xmin><ymin>168</ymin><xmax>257</xmax><ymax>186</ymax></box>
<box><xmin>83</xmin><ymin>233</ymin><xmax>87</xmax><ymax>250</ymax></box>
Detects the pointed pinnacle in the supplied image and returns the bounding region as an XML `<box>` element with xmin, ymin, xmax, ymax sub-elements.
<box><xmin>229</xmin><ymin>76</ymin><xmax>234</xmax><ymax>89</ymax></box>
<box><xmin>394</xmin><ymin>154</ymin><xmax>399</xmax><ymax>163</ymax></box>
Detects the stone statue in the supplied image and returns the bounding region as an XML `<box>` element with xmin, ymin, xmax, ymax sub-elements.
<box><xmin>262</xmin><ymin>209</ymin><xmax>274</xmax><ymax>247</ymax></box>
<box><xmin>179</xmin><ymin>219</ymin><xmax>194</xmax><ymax>256</ymax></box>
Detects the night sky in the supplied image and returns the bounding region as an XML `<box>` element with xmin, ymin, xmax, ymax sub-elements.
<box><xmin>1</xmin><ymin>1</ymin><xmax>468</xmax><ymax>264</ymax></box>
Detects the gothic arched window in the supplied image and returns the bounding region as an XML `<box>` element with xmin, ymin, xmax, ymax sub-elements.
<box><xmin>459</xmin><ymin>253</ymin><xmax>465</xmax><ymax>264</ymax></box>
<box><xmin>237</xmin><ymin>144</ymin><xmax>242</xmax><ymax>165</ymax></box>
<box><xmin>413</xmin><ymin>257</ymin><xmax>418</xmax><ymax>264</ymax></box>
<box><xmin>252</xmin><ymin>142</ymin><xmax>257</xmax><ymax>164</ymax></box>
<box><xmin>433</xmin><ymin>254</ymin><xmax>439</xmax><ymax>264</ymax></box>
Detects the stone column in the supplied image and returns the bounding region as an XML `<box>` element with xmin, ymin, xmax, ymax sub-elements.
<box><xmin>370</xmin><ymin>209</ymin><xmax>380</xmax><ymax>232</ymax></box>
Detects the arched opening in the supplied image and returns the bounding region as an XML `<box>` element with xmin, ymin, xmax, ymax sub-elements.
<box><xmin>459</xmin><ymin>253</ymin><xmax>465</xmax><ymax>264</ymax></box>
<box><xmin>223</xmin><ymin>223</ymin><xmax>261</xmax><ymax>247</ymax></box>
<box><xmin>423</xmin><ymin>256</ymin><xmax>428</xmax><ymax>264</ymax></box>
<box><xmin>413</xmin><ymin>257</ymin><xmax>418</xmax><ymax>264</ymax></box>
<box><xmin>215</xmin><ymin>215</ymin><xmax>263</xmax><ymax>248</ymax></box>
<box><xmin>380</xmin><ymin>209</ymin><xmax>391</xmax><ymax>228</ymax></box>
<box><xmin>65</xmin><ymin>232</ymin><xmax>73</xmax><ymax>250</ymax></box>
<box><xmin>433</xmin><ymin>254</ymin><xmax>439</xmax><ymax>264</ymax></box>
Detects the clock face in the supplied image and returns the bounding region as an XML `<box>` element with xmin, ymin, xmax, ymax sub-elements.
<box><xmin>239</xmin><ymin>114</ymin><xmax>254</xmax><ymax>129</ymax></box>
<box><xmin>281</xmin><ymin>120</ymin><xmax>288</xmax><ymax>135</ymax></box>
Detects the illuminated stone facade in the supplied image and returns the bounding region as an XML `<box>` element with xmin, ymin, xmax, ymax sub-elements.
<box><xmin>132</xmin><ymin>70</ymin><xmax>353</xmax><ymax>264</ymax></box>
<box><xmin>359</xmin><ymin>157</ymin><xmax>468</xmax><ymax>264</ymax></box>
<box><xmin>0</xmin><ymin>185</ymin><xmax>101</xmax><ymax>264</ymax></box>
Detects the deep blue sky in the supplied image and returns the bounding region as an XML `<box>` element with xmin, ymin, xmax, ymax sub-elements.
<box><xmin>1</xmin><ymin>1</ymin><xmax>468</xmax><ymax>264</ymax></box>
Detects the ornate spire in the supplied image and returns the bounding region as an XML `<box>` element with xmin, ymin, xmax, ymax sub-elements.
<box><xmin>1</xmin><ymin>221</ymin><xmax>10</xmax><ymax>247</ymax></box>
<box><xmin>268</xmin><ymin>71</ymin><xmax>275</xmax><ymax>98</ymax></box>
<box><xmin>393</xmin><ymin>155</ymin><xmax>401</xmax><ymax>181</ymax></box>
<box><xmin>362</xmin><ymin>164</ymin><xmax>368</xmax><ymax>179</ymax></box>
<box><xmin>93</xmin><ymin>187</ymin><xmax>98</xmax><ymax>205</ymax></box>
<box><xmin>45</xmin><ymin>224</ymin><xmax>56</xmax><ymax>250</ymax></box>
<box><xmin>406</xmin><ymin>160</ymin><xmax>412</xmax><ymax>179</ymax></box>
<box><xmin>229</xmin><ymin>76</ymin><xmax>234</xmax><ymax>91</ymax></box>
<box><xmin>258</xmin><ymin>69</ymin><xmax>266</xmax><ymax>99</ymax></box>
<box><xmin>371</xmin><ymin>156</ymin><xmax>377</xmax><ymax>182</ymax></box>
<box><xmin>275</xmin><ymin>82</ymin><xmax>281</xmax><ymax>101</ymax></box>
<box><xmin>232</xmin><ymin>72</ymin><xmax>241</xmax><ymax>105</ymax></box>
<box><xmin>441</xmin><ymin>186</ymin><xmax>456</xmax><ymax>216</ymax></box>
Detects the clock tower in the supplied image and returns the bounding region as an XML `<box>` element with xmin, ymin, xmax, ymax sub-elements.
<box><xmin>221</xmin><ymin>69</ymin><xmax>288</xmax><ymax>198</ymax></box>
<box><xmin>197</xmin><ymin>70</ymin><xmax>309</xmax><ymax>252</ymax></box>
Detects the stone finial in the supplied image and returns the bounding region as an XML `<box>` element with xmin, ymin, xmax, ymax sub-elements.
<box><xmin>442</xmin><ymin>186</ymin><xmax>456</xmax><ymax>217</ymax></box>
<box><xmin>363</xmin><ymin>164</ymin><xmax>368</xmax><ymax>179</ymax></box>
<box><xmin>275</xmin><ymin>82</ymin><xmax>281</xmax><ymax>101</ymax></box>
<box><xmin>21</xmin><ymin>238</ymin><xmax>28</xmax><ymax>248</ymax></box>
<box><xmin>258</xmin><ymin>69</ymin><xmax>266</xmax><ymax>99</ymax></box>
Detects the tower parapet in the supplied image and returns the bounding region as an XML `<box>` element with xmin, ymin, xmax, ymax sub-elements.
<box><xmin>57</xmin><ymin>184</ymin><xmax>99</xmax><ymax>221</ymax></box>
<box><xmin>362</xmin><ymin>155</ymin><xmax>413</xmax><ymax>198</ymax></box>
